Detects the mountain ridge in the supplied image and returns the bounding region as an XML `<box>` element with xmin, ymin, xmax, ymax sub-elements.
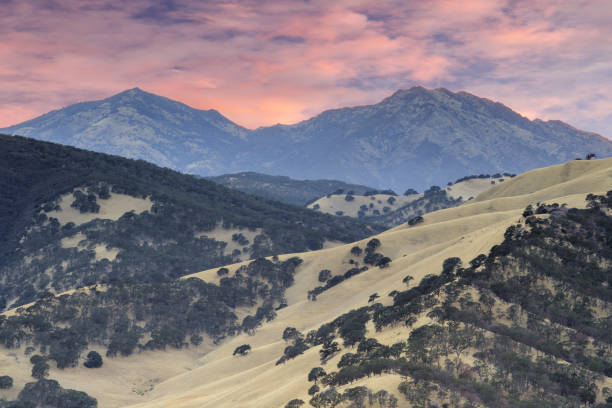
<box><xmin>208</xmin><ymin>171</ymin><xmax>377</xmax><ymax>206</ymax></box>
<box><xmin>3</xmin><ymin>87</ymin><xmax>612</xmax><ymax>191</ymax></box>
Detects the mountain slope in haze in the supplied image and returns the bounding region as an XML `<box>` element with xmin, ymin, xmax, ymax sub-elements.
<box><xmin>251</xmin><ymin>87</ymin><xmax>612</xmax><ymax>190</ymax></box>
<box><xmin>0</xmin><ymin>134</ymin><xmax>381</xmax><ymax>309</ymax></box>
<box><xmin>208</xmin><ymin>172</ymin><xmax>376</xmax><ymax>206</ymax></box>
<box><xmin>0</xmin><ymin>88</ymin><xmax>249</xmax><ymax>173</ymax></box>
<box><xmin>3</xmin><ymin>87</ymin><xmax>611</xmax><ymax>191</ymax></box>
<box><xmin>1</xmin><ymin>158</ymin><xmax>610</xmax><ymax>407</ymax></box>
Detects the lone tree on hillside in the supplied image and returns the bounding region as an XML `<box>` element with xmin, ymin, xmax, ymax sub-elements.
<box><xmin>586</xmin><ymin>153</ymin><xmax>596</xmax><ymax>160</ymax></box>
<box><xmin>84</xmin><ymin>351</ymin><xmax>103</xmax><ymax>368</ymax></box>
<box><xmin>408</xmin><ymin>216</ymin><xmax>424</xmax><ymax>226</ymax></box>
<box><xmin>233</xmin><ymin>344</ymin><xmax>251</xmax><ymax>356</ymax></box>
<box><xmin>0</xmin><ymin>376</ymin><xmax>12</xmax><ymax>389</ymax></box>
<box><xmin>285</xmin><ymin>399</ymin><xmax>305</xmax><ymax>408</ymax></box>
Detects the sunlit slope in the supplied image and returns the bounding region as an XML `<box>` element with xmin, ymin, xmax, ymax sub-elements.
<box><xmin>126</xmin><ymin>158</ymin><xmax>611</xmax><ymax>408</ymax></box>
<box><xmin>474</xmin><ymin>157</ymin><xmax>612</xmax><ymax>202</ymax></box>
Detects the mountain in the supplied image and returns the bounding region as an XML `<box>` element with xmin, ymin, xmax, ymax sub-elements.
<box><xmin>250</xmin><ymin>87</ymin><xmax>612</xmax><ymax>190</ymax></box>
<box><xmin>0</xmin><ymin>134</ymin><xmax>381</xmax><ymax>309</ymax></box>
<box><xmin>208</xmin><ymin>172</ymin><xmax>376</xmax><ymax>206</ymax></box>
<box><xmin>1</xmin><ymin>157</ymin><xmax>611</xmax><ymax>407</ymax></box>
<box><xmin>3</xmin><ymin>86</ymin><xmax>612</xmax><ymax>191</ymax></box>
<box><xmin>0</xmin><ymin>88</ymin><xmax>249</xmax><ymax>174</ymax></box>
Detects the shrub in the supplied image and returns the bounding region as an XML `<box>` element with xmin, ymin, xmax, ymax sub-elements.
<box><xmin>408</xmin><ymin>216</ymin><xmax>423</xmax><ymax>226</ymax></box>
<box><xmin>282</xmin><ymin>327</ymin><xmax>303</xmax><ymax>342</ymax></box>
<box><xmin>83</xmin><ymin>351</ymin><xmax>103</xmax><ymax>368</ymax></box>
<box><xmin>233</xmin><ymin>344</ymin><xmax>251</xmax><ymax>356</ymax></box>
<box><xmin>285</xmin><ymin>399</ymin><xmax>305</xmax><ymax>408</ymax></box>
<box><xmin>318</xmin><ymin>269</ymin><xmax>332</xmax><ymax>282</ymax></box>
<box><xmin>366</xmin><ymin>238</ymin><xmax>381</xmax><ymax>251</ymax></box>
<box><xmin>190</xmin><ymin>334</ymin><xmax>203</xmax><ymax>346</ymax></box>
<box><xmin>377</xmin><ymin>257</ymin><xmax>391</xmax><ymax>268</ymax></box>
<box><xmin>308</xmin><ymin>367</ymin><xmax>327</xmax><ymax>384</ymax></box>
<box><xmin>32</xmin><ymin>360</ymin><xmax>50</xmax><ymax>379</ymax></box>
<box><xmin>0</xmin><ymin>375</ymin><xmax>12</xmax><ymax>389</ymax></box>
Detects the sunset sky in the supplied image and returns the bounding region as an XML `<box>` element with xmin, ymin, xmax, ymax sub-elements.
<box><xmin>1</xmin><ymin>0</ymin><xmax>611</xmax><ymax>136</ymax></box>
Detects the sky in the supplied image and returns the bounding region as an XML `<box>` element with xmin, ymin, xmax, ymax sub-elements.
<box><xmin>1</xmin><ymin>0</ymin><xmax>611</xmax><ymax>137</ymax></box>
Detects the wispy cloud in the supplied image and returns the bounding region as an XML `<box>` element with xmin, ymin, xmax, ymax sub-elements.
<box><xmin>1</xmin><ymin>0</ymin><xmax>611</xmax><ymax>137</ymax></box>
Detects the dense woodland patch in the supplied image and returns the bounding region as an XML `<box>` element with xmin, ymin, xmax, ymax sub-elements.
<box><xmin>283</xmin><ymin>193</ymin><xmax>612</xmax><ymax>407</ymax></box>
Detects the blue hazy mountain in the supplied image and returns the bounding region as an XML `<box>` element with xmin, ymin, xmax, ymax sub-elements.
<box><xmin>4</xmin><ymin>86</ymin><xmax>612</xmax><ymax>191</ymax></box>
<box><xmin>2</xmin><ymin>88</ymin><xmax>249</xmax><ymax>174</ymax></box>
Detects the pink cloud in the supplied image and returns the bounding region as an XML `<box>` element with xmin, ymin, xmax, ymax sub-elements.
<box><xmin>0</xmin><ymin>0</ymin><xmax>611</xmax><ymax>137</ymax></box>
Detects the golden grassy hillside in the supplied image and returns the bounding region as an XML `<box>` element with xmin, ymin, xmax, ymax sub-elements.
<box><xmin>307</xmin><ymin>176</ymin><xmax>510</xmax><ymax>219</ymax></box>
<box><xmin>307</xmin><ymin>194</ymin><xmax>421</xmax><ymax>218</ymax></box>
<box><xmin>2</xmin><ymin>158</ymin><xmax>610</xmax><ymax>408</ymax></box>
<box><xmin>121</xmin><ymin>159</ymin><xmax>610</xmax><ymax>408</ymax></box>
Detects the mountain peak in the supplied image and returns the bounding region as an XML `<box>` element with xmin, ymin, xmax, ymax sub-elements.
<box><xmin>388</xmin><ymin>86</ymin><xmax>429</xmax><ymax>98</ymax></box>
<box><xmin>108</xmin><ymin>87</ymin><xmax>153</xmax><ymax>102</ymax></box>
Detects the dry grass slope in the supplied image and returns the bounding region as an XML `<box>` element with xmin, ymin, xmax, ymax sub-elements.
<box><xmin>2</xmin><ymin>158</ymin><xmax>610</xmax><ymax>408</ymax></box>
<box><xmin>123</xmin><ymin>159</ymin><xmax>610</xmax><ymax>408</ymax></box>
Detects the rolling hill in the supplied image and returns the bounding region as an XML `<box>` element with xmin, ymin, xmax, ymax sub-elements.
<box><xmin>208</xmin><ymin>172</ymin><xmax>376</xmax><ymax>206</ymax></box>
<box><xmin>0</xmin><ymin>134</ymin><xmax>381</xmax><ymax>309</ymax></box>
<box><xmin>308</xmin><ymin>175</ymin><xmax>513</xmax><ymax>226</ymax></box>
<box><xmin>3</xmin><ymin>87</ymin><xmax>611</xmax><ymax>191</ymax></box>
<box><xmin>1</xmin><ymin>156</ymin><xmax>610</xmax><ymax>407</ymax></box>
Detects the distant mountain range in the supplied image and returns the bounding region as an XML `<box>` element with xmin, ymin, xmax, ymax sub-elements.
<box><xmin>4</xmin><ymin>87</ymin><xmax>612</xmax><ymax>190</ymax></box>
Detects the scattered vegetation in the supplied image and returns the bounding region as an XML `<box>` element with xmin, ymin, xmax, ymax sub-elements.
<box><xmin>453</xmin><ymin>172</ymin><xmax>516</xmax><ymax>184</ymax></box>
<box><xmin>286</xmin><ymin>192</ymin><xmax>612</xmax><ymax>407</ymax></box>
<box><xmin>367</xmin><ymin>185</ymin><xmax>462</xmax><ymax>227</ymax></box>
<box><xmin>0</xmin><ymin>257</ymin><xmax>302</xmax><ymax>369</ymax></box>
<box><xmin>0</xmin><ymin>134</ymin><xmax>381</xmax><ymax>309</ymax></box>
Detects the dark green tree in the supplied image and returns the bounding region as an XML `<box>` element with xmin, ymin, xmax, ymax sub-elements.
<box><xmin>0</xmin><ymin>375</ymin><xmax>12</xmax><ymax>389</ymax></box>
<box><xmin>84</xmin><ymin>351</ymin><xmax>103</xmax><ymax>368</ymax></box>
<box><xmin>233</xmin><ymin>344</ymin><xmax>251</xmax><ymax>356</ymax></box>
